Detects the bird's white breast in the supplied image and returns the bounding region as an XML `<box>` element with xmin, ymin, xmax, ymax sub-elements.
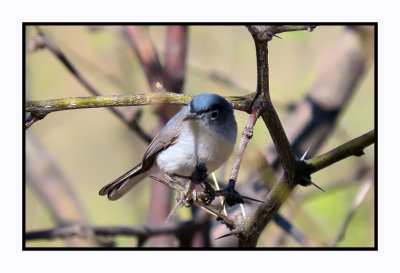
<box><xmin>154</xmin><ymin>120</ymin><xmax>235</xmax><ymax>177</ymax></box>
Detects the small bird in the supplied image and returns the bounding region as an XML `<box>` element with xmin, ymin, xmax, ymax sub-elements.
<box><xmin>99</xmin><ymin>93</ymin><xmax>238</xmax><ymax>200</ymax></box>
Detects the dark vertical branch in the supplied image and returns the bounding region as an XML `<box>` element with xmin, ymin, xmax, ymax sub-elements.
<box><xmin>247</xmin><ymin>26</ymin><xmax>298</xmax><ymax>179</ymax></box>
<box><xmin>253</xmin><ymin>38</ymin><xmax>269</xmax><ymax>98</ymax></box>
<box><xmin>239</xmin><ymin>26</ymin><xmax>315</xmax><ymax>247</ymax></box>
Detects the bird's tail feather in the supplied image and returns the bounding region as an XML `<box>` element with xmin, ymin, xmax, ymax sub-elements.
<box><xmin>99</xmin><ymin>163</ymin><xmax>148</xmax><ymax>201</ymax></box>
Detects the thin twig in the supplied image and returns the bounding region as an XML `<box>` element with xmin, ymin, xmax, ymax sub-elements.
<box><xmin>330</xmin><ymin>174</ymin><xmax>374</xmax><ymax>246</ymax></box>
<box><xmin>229</xmin><ymin>107</ymin><xmax>262</xmax><ymax>187</ymax></box>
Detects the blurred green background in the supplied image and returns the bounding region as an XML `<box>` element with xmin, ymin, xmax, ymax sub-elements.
<box><xmin>25</xmin><ymin>25</ymin><xmax>375</xmax><ymax>247</ymax></box>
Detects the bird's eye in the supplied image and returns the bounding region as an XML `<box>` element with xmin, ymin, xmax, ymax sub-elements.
<box><xmin>210</xmin><ymin>110</ymin><xmax>218</xmax><ymax>120</ymax></box>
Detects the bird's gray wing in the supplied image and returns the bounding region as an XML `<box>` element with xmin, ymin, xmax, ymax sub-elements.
<box><xmin>141</xmin><ymin>107</ymin><xmax>187</xmax><ymax>171</ymax></box>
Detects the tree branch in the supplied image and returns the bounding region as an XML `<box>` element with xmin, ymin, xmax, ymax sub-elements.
<box><xmin>247</xmin><ymin>25</ymin><xmax>298</xmax><ymax>178</ymax></box>
<box><xmin>25</xmin><ymin>93</ymin><xmax>251</xmax><ymax>117</ymax></box>
<box><xmin>26</xmin><ymin>214</ymin><xmax>211</xmax><ymax>243</ymax></box>
<box><xmin>246</xmin><ymin>25</ymin><xmax>316</xmax><ymax>41</ymax></box>
<box><xmin>240</xmin><ymin>129</ymin><xmax>375</xmax><ymax>247</ymax></box>
<box><xmin>234</xmin><ymin>25</ymin><xmax>315</xmax><ymax>247</ymax></box>
<box><xmin>229</xmin><ymin>107</ymin><xmax>262</xmax><ymax>187</ymax></box>
<box><xmin>305</xmin><ymin>129</ymin><xmax>375</xmax><ymax>174</ymax></box>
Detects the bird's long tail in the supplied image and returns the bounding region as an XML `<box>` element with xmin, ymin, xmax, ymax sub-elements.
<box><xmin>99</xmin><ymin>163</ymin><xmax>148</xmax><ymax>200</ymax></box>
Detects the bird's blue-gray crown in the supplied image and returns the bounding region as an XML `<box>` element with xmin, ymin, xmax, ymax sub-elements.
<box><xmin>189</xmin><ymin>94</ymin><xmax>234</xmax><ymax>122</ymax></box>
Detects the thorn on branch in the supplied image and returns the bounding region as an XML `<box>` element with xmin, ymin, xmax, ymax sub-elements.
<box><xmin>214</xmin><ymin>230</ymin><xmax>242</xmax><ymax>241</ymax></box>
<box><xmin>354</xmin><ymin>149</ymin><xmax>365</xmax><ymax>157</ymax></box>
<box><xmin>299</xmin><ymin>176</ymin><xmax>325</xmax><ymax>192</ymax></box>
<box><xmin>296</xmin><ymin>159</ymin><xmax>325</xmax><ymax>192</ymax></box>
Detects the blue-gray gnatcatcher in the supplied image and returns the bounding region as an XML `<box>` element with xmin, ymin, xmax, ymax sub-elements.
<box><xmin>99</xmin><ymin>93</ymin><xmax>238</xmax><ymax>200</ymax></box>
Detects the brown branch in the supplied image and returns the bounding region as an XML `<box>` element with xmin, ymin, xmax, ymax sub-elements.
<box><xmin>123</xmin><ymin>26</ymin><xmax>163</xmax><ymax>91</ymax></box>
<box><xmin>229</xmin><ymin>107</ymin><xmax>262</xmax><ymax>187</ymax></box>
<box><xmin>25</xmin><ymin>214</ymin><xmax>211</xmax><ymax>243</ymax></box>
<box><xmin>247</xmin><ymin>25</ymin><xmax>298</xmax><ymax>178</ymax></box>
<box><xmin>247</xmin><ymin>25</ymin><xmax>316</xmax><ymax>41</ymax></box>
<box><xmin>217</xmin><ymin>25</ymin><xmax>305</xmax><ymax>244</ymax></box>
<box><xmin>237</xmin><ymin>25</ymin><xmax>321</xmax><ymax>247</ymax></box>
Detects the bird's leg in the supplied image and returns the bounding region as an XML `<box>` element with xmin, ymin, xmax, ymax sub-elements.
<box><xmin>166</xmin><ymin>163</ymin><xmax>210</xmax><ymax>220</ymax></box>
<box><xmin>190</xmin><ymin>162</ymin><xmax>208</xmax><ymax>184</ymax></box>
<box><xmin>164</xmin><ymin>173</ymin><xmax>185</xmax><ymax>187</ymax></box>
<box><xmin>167</xmin><ymin>181</ymin><xmax>197</xmax><ymax>221</ymax></box>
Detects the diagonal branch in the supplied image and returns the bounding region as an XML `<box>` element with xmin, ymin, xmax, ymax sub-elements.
<box><xmin>305</xmin><ymin>129</ymin><xmax>375</xmax><ymax>174</ymax></box>
<box><xmin>123</xmin><ymin>26</ymin><xmax>163</xmax><ymax>91</ymax></box>
<box><xmin>330</xmin><ymin>172</ymin><xmax>374</xmax><ymax>246</ymax></box>
<box><xmin>229</xmin><ymin>107</ymin><xmax>262</xmax><ymax>188</ymax></box>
